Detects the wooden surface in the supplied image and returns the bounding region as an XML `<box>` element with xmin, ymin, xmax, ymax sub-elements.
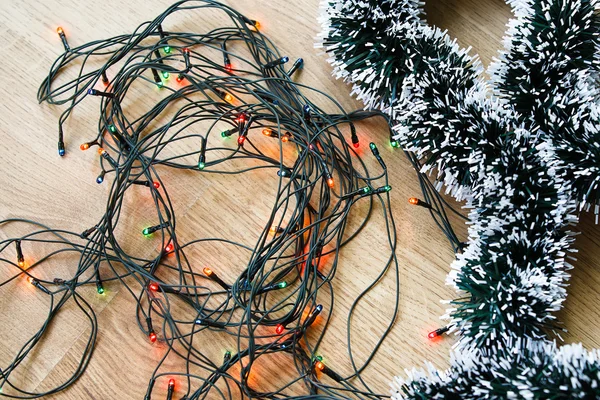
<box><xmin>1</xmin><ymin>0</ymin><xmax>599</xmax><ymax>398</ymax></box>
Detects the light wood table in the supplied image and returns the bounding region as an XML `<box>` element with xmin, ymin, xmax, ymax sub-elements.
<box><xmin>1</xmin><ymin>0</ymin><xmax>599</xmax><ymax>398</ymax></box>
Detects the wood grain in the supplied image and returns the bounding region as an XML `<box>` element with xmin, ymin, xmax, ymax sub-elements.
<box><xmin>0</xmin><ymin>0</ymin><xmax>599</xmax><ymax>398</ymax></box>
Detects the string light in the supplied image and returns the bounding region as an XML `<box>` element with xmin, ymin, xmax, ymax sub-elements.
<box><xmin>203</xmin><ymin>267</ymin><xmax>229</xmax><ymax>289</ymax></box>
<box><xmin>96</xmin><ymin>171</ymin><xmax>105</xmax><ymax>184</ymax></box>
<box><xmin>221</xmin><ymin>127</ymin><xmax>238</xmax><ymax>138</ymax></box>
<box><xmin>167</xmin><ymin>379</ymin><xmax>175</xmax><ymax>400</ymax></box>
<box><xmin>56</xmin><ymin>26</ymin><xmax>70</xmax><ymax>51</ymax></box>
<box><xmin>87</xmin><ymin>88</ymin><xmax>114</xmax><ymax>98</ymax></box>
<box><xmin>326</xmin><ymin>175</ymin><xmax>335</xmax><ymax>188</ymax></box>
<box><xmin>287</xmin><ymin>58</ymin><xmax>304</xmax><ymax>76</ymax></box>
<box><xmin>96</xmin><ymin>282</ymin><xmax>105</xmax><ymax>295</ymax></box>
<box><xmin>14</xmin><ymin>2</ymin><xmax>465</xmax><ymax>398</ymax></box>
<box><xmin>428</xmin><ymin>326</ymin><xmax>450</xmax><ymax>339</ymax></box>
<box><xmin>142</xmin><ymin>223</ymin><xmax>168</xmax><ymax>237</ymax></box>
<box><xmin>305</xmin><ymin>304</ymin><xmax>323</xmax><ymax>326</ymax></box>
<box><xmin>101</xmin><ymin>71</ymin><xmax>109</xmax><ymax>86</ymax></box>
<box><xmin>15</xmin><ymin>240</ymin><xmax>24</xmax><ymax>268</ymax></box>
<box><xmin>408</xmin><ymin>197</ymin><xmax>432</xmax><ymax>208</ymax></box>
<box><xmin>264</xmin><ymin>56</ymin><xmax>289</xmax><ymax>69</ymax></box>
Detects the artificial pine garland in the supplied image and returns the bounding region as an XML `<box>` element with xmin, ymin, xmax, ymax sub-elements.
<box><xmin>318</xmin><ymin>0</ymin><xmax>600</xmax><ymax>397</ymax></box>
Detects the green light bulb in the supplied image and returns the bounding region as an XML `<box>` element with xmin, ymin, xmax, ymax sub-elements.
<box><xmin>221</xmin><ymin>131</ymin><xmax>228</xmax><ymax>138</ymax></box>
<box><xmin>198</xmin><ymin>162</ymin><xmax>205</xmax><ymax>170</ymax></box>
<box><xmin>315</xmin><ymin>355</ymin><xmax>323</xmax><ymax>362</ymax></box>
<box><xmin>162</xmin><ymin>71</ymin><xmax>170</xmax><ymax>79</ymax></box>
<box><xmin>97</xmin><ymin>286</ymin><xmax>105</xmax><ymax>295</ymax></box>
<box><xmin>164</xmin><ymin>46</ymin><xmax>171</xmax><ymax>54</ymax></box>
<box><xmin>369</xmin><ymin>142</ymin><xmax>377</xmax><ymax>150</ymax></box>
<box><xmin>362</xmin><ymin>187</ymin><xmax>371</xmax><ymax>194</ymax></box>
<box><xmin>142</xmin><ymin>227</ymin><xmax>151</xmax><ymax>236</ymax></box>
<box><xmin>108</xmin><ymin>124</ymin><xmax>116</xmax><ymax>133</ymax></box>
<box><xmin>383</xmin><ymin>185</ymin><xmax>392</xmax><ymax>192</ymax></box>
<box><xmin>157</xmin><ymin>81</ymin><xmax>164</xmax><ymax>88</ymax></box>
<box><xmin>278</xmin><ymin>281</ymin><xmax>287</xmax><ymax>289</ymax></box>
<box><xmin>391</xmin><ymin>141</ymin><xmax>400</xmax><ymax>148</ymax></box>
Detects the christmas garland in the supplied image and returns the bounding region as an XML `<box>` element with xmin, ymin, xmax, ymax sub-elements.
<box><xmin>318</xmin><ymin>0</ymin><xmax>600</xmax><ymax>397</ymax></box>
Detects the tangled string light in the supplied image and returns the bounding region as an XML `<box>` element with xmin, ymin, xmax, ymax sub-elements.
<box><xmin>318</xmin><ymin>0</ymin><xmax>600</xmax><ymax>397</ymax></box>
<box><xmin>0</xmin><ymin>1</ymin><xmax>466</xmax><ymax>398</ymax></box>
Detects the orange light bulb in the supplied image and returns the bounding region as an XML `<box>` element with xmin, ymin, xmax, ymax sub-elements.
<box><xmin>408</xmin><ymin>197</ymin><xmax>419</xmax><ymax>206</ymax></box>
<box><xmin>262</xmin><ymin>128</ymin><xmax>272</xmax><ymax>136</ymax></box>
<box><xmin>315</xmin><ymin>361</ymin><xmax>325</xmax><ymax>371</ymax></box>
<box><xmin>18</xmin><ymin>260</ymin><xmax>25</xmax><ymax>268</ymax></box>
<box><xmin>224</xmin><ymin>93</ymin><xmax>234</xmax><ymax>102</ymax></box>
<box><xmin>97</xmin><ymin>147</ymin><xmax>104</xmax><ymax>155</ymax></box>
<box><xmin>27</xmin><ymin>276</ymin><xmax>34</xmax><ymax>284</ymax></box>
<box><xmin>56</xmin><ymin>27</ymin><xmax>64</xmax><ymax>35</ymax></box>
<box><xmin>203</xmin><ymin>267</ymin><xmax>213</xmax><ymax>276</ymax></box>
<box><xmin>327</xmin><ymin>178</ymin><xmax>334</xmax><ymax>188</ymax></box>
<box><xmin>80</xmin><ymin>142</ymin><xmax>90</xmax><ymax>151</ymax></box>
<box><xmin>254</xmin><ymin>21</ymin><xmax>261</xmax><ymax>30</ymax></box>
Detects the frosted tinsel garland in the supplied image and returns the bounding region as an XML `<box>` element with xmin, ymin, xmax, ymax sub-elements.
<box><xmin>317</xmin><ymin>0</ymin><xmax>600</xmax><ymax>397</ymax></box>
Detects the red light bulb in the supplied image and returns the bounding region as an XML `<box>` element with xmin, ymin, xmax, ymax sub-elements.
<box><xmin>153</xmin><ymin>181</ymin><xmax>160</xmax><ymax>189</ymax></box>
<box><xmin>149</xmin><ymin>282</ymin><xmax>159</xmax><ymax>291</ymax></box>
<box><xmin>165</xmin><ymin>242</ymin><xmax>174</xmax><ymax>253</ymax></box>
<box><xmin>149</xmin><ymin>332</ymin><xmax>157</xmax><ymax>343</ymax></box>
<box><xmin>275</xmin><ymin>324</ymin><xmax>285</xmax><ymax>334</ymax></box>
<box><xmin>428</xmin><ymin>326</ymin><xmax>449</xmax><ymax>339</ymax></box>
<box><xmin>237</xmin><ymin>135</ymin><xmax>246</xmax><ymax>146</ymax></box>
<box><xmin>353</xmin><ymin>142</ymin><xmax>359</xmax><ymax>148</ymax></box>
<box><xmin>225</xmin><ymin>63</ymin><xmax>233</xmax><ymax>72</ymax></box>
<box><xmin>168</xmin><ymin>378</ymin><xmax>175</xmax><ymax>388</ymax></box>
